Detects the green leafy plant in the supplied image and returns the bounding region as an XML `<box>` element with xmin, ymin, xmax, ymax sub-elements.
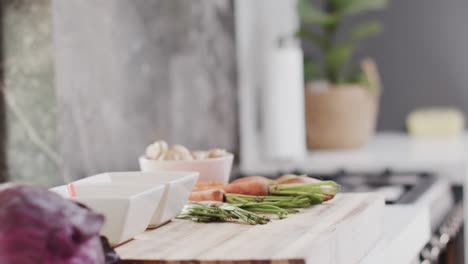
<box><xmin>298</xmin><ymin>0</ymin><xmax>388</xmax><ymax>86</ymax></box>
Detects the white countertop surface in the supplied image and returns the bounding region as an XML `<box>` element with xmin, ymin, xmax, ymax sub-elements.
<box><xmin>241</xmin><ymin>132</ymin><xmax>468</xmax><ymax>184</ymax></box>
<box><xmin>241</xmin><ymin>132</ymin><xmax>466</xmax><ymax>264</ymax></box>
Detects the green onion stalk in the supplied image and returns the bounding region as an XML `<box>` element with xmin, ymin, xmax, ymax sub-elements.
<box><xmin>269</xmin><ymin>181</ymin><xmax>341</xmax><ymax>203</ymax></box>
<box><xmin>177</xmin><ymin>203</ymin><xmax>270</xmax><ymax>225</ymax></box>
<box><xmin>225</xmin><ymin>194</ymin><xmax>312</xmax><ymax>219</ymax></box>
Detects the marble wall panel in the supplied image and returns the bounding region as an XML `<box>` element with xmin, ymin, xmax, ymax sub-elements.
<box><xmin>53</xmin><ymin>0</ymin><xmax>238</xmax><ymax>180</ymax></box>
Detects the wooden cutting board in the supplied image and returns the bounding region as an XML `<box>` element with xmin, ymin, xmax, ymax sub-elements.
<box><xmin>116</xmin><ymin>193</ymin><xmax>384</xmax><ymax>264</ymax></box>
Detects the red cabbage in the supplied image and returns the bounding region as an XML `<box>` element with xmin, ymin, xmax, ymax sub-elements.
<box><xmin>0</xmin><ymin>184</ymin><xmax>105</xmax><ymax>264</ymax></box>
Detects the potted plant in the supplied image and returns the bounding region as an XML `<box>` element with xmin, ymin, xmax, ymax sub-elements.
<box><xmin>298</xmin><ymin>0</ymin><xmax>387</xmax><ymax>149</ymax></box>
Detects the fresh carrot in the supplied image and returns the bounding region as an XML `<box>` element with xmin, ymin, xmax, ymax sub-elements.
<box><xmin>192</xmin><ymin>186</ymin><xmax>223</xmax><ymax>191</ymax></box>
<box><xmin>223</xmin><ymin>176</ymin><xmax>271</xmax><ymax>196</ymax></box>
<box><xmin>188</xmin><ymin>175</ymin><xmax>340</xmax><ymax>219</ymax></box>
<box><xmin>189</xmin><ymin>189</ymin><xmax>224</xmax><ymax>202</ymax></box>
<box><xmin>229</xmin><ymin>176</ymin><xmax>272</xmax><ymax>184</ymax></box>
<box><xmin>195</xmin><ymin>180</ymin><xmax>226</xmax><ymax>187</ymax></box>
<box><xmin>274</xmin><ymin>175</ymin><xmax>321</xmax><ymax>185</ymax></box>
<box><xmin>193</xmin><ymin>181</ymin><xmax>226</xmax><ymax>191</ymax></box>
<box><xmin>224</xmin><ymin>175</ymin><xmax>340</xmax><ymax>203</ymax></box>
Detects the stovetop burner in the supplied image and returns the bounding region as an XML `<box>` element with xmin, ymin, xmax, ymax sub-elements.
<box><xmin>273</xmin><ymin>170</ymin><xmax>437</xmax><ymax>205</ymax></box>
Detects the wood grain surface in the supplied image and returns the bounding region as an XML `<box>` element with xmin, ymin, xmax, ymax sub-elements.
<box><xmin>116</xmin><ymin>193</ymin><xmax>384</xmax><ymax>264</ymax></box>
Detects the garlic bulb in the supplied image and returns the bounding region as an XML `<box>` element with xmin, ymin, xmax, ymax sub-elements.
<box><xmin>163</xmin><ymin>145</ymin><xmax>193</xmax><ymax>160</ymax></box>
<box><xmin>145</xmin><ymin>140</ymin><xmax>230</xmax><ymax>161</ymax></box>
<box><xmin>192</xmin><ymin>151</ymin><xmax>208</xmax><ymax>160</ymax></box>
<box><xmin>145</xmin><ymin>140</ymin><xmax>169</xmax><ymax>160</ymax></box>
<box><xmin>207</xmin><ymin>148</ymin><xmax>227</xmax><ymax>158</ymax></box>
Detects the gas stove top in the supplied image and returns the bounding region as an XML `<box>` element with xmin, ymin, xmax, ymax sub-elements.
<box><xmin>307</xmin><ymin>170</ymin><xmax>437</xmax><ymax>205</ymax></box>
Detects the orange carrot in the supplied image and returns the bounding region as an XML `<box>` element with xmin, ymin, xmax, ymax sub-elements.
<box><xmin>223</xmin><ymin>176</ymin><xmax>270</xmax><ymax>196</ymax></box>
<box><xmin>193</xmin><ymin>181</ymin><xmax>226</xmax><ymax>192</ymax></box>
<box><xmin>193</xmin><ymin>186</ymin><xmax>222</xmax><ymax>192</ymax></box>
<box><xmin>189</xmin><ymin>189</ymin><xmax>224</xmax><ymax>202</ymax></box>
<box><xmin>274</xmin><ymin>175</ymin><xmax>321</xmax><ymax>185</ymax></box>
<box><xmin>230</xmin><ymin>176</ymin><xmax>272</xmax><ymax>184</ymax></box>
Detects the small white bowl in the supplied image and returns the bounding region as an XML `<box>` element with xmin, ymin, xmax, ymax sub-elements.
<box><xmin>50</xmin><ymin>183</ymin><xmax>164</xmax><ymax>246</ymax></box>
<box><xmin>139</xmin><ymin>154</ymin><xmax>233</xmax><ymax>183</ymax></box>
<box><xmin>73</xmin><ymin>171</ymin><xmax>199</xmax><ymax>228</ymax></box>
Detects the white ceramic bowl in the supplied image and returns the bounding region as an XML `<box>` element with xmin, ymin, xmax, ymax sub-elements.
<box><xmin>73</xmin><ymin>171</ymin><xmax>199</xmax><ymax>228</ymax></box>
<box><xmin>139</xmin><ymin>154</ymin><xmax>233</xmax><ymax>183</ymax></box>
<box><xmin>50</xmin><ymin>183</ymin><xmax>165</xmax><ymax>246</ymax></box>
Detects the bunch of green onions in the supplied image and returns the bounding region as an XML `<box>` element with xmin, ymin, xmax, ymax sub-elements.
<box><xmin>225</xmin><ymin>180</ymin><xmax>341</xmax><ymax>219</ymax></box>
<box><xmin>225</xmin><ymin>194</ymin><xmax>310</xmax><ymax>219</ymax></box>
<box><xmin>177</xmin><ymin>203</ymin><xmax>270</xmax><ymax>225</ymax></box>
<box><xmin>179</xmin><ymin>177</ymin><xmax>341</xmax><ymax>223</ymax></box>
<box><xmin>269</xmin><ymin>180</ymin><xmax>341</xmax><ymax>202</ymax></box>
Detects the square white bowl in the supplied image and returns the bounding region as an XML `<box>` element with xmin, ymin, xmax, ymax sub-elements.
<box><xmin>50</xmin><ymin>183</ymin><xmax>165</xmax><ymax>246</ymax></box>
<box><xmin>73</xmin><ymin>171</ymin><xmax>199</xmax><ymax>228</ymax></box>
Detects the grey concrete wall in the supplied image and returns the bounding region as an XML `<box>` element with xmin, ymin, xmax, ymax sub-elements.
<box><xmin>357</xmin><ymin>0</ymin><xmax>468</xmax><ymax>130</ymax></box>
<box><xmin>8</xmin><ymin>0</ymin><xmax>467</xmax><ymax>183</ymax></box>
<box><xmin>52</xmin><ymin>0</ymin><xmax>237</xmax><ymax>181</ymax></box>
<box><xmin>2</xmin><ymin>0</ymin><xmax>60</xmax><ymax>186</ymax></box>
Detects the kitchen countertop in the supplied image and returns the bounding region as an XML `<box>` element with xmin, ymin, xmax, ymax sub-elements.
<box><xmin>241</xmin><ymin>132</ymin><xmax>468</xmax><ymax>184</ymax></box>
<box><xmin>117</xmin><ymin>193</ymin><xmax>385</xmax><ymax>264</ymax></box>
<box><xmin>241</xmin><ymin>132</ymin><xmax>467</xmax><ymax>263</ymax></box>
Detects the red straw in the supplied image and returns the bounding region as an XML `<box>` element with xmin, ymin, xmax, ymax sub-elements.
<box><xmin>67</xmin><ymin>183</ymin><xmax>76</xmax><ymax>198</ymax></box>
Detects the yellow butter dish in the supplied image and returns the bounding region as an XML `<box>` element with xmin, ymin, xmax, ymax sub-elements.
<box><xmin>406</xmin><ymin>107</ymin><xmax>465</xmax><ymax>137</ymax></box>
